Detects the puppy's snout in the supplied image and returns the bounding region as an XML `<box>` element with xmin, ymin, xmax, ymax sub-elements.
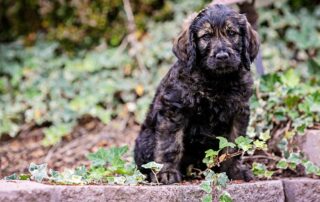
<box><xmin>215</xmin><ymin>51</ymin><xmax>229</xmax><ymax>61</ymax></box>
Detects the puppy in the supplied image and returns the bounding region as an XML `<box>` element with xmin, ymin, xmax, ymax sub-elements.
<box><xmin>134</xmin><ymin>4</ymin><xmax>260</xmax><ymax>184</ymax></box>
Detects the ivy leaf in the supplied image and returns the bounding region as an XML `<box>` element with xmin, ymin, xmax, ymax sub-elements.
<box><xmin>19</xmin><ymin>174</ymin><xmax>30</xmax><ymax>180</ymax></box>
<box><xmin>217</xmin><ymin>136</ymin><xmax>235</xmax><ymax>150</ymax></box>
<box><xmin>287</xmin><ymin>153</ymin><xmax>301</xmax><ymax>164</ymax></box>
<box><xmin>28</xmin><ymin>163</ymin><xmax>48</xmax><ymax>182</ymax></box>
<box><xmin>87</xmin><ymin>148</ymin><xmax>109</xmax><ymax>167</ymax></box>
<box><xmin>203</xmin><ymin>149</ymin><xmax>219</xmax><ymax>167</ymax></box>
<box><xmin>202</xmin><ymin>194</ymin><xmax>212</xmax><ymax>202</ymax></box>
<box><xmin>200</xmin><ymin>180</ymin><xmax>212</xmax><ymax>194</ymax></box>
<box><xmin>3</xmin><ymin>173</ymin><xmax>18</xmax><ymax>180</ymax></box>
<box><xmin>276</xmin><ymin>159</ymin><xmax>289</xmax><ymax>169</ymax></box>
<box><xmin>141</xmin><ymin>161</ymin><xmax>163</xmax><ymax>173</ymax></box>
<box><xmin>252</xmin><ymin>162</ymin><xmax>273</xmax><ymax>179</ymax></box>
<box><xmin>87</xmin><ymin>146</ymin><xmax>128</xmax><ymax>169</ymax></box>
<box><xmin>235</xmin><ymin>136</ymin><xmax>253</xmax><ymax>152</ymax></box>
<box><xmin>280</xmin><ymin>69</ymin><xmax>300</xmax><ymax>88</ymax></box>
<box><xmin>217</xmin><ymin>172</ymin><xmax>229</xmax><ymax>188</ymax></box>
<box><xmin>49</xmin><ymin>169</ymin><xmax>64</xmax><ymax>183</ymax></box>
<box><xmin>219</xmin><ymin>191</ymin><xmax>233</xmax><ymax>202</ymax></box>
<box><xmin>203</xmin><ymin>169</ymin><xmax>216</xmax><ymax>181</ymax></box>
<box><xmin>125</xmin><ymin>170</ymin><xmax>146</xmax><ymax>185</ymax></box>
<box><xmin>108</xmin><ymin>176</ymin><xmax>127</xmax><ymax>185</ymax></box>
<box><xmin>205</xmin><ymin>149</ymin><xmax>219</xmax><ymax>158</ymax></box>
<box><xmin>303</xmin><ymin>161</ymin><xmax>320</xmax><ymax>175</ymax></box>
<box><xmin>253</xmin><ymin>140</ymin><xmax>267</xmax><ymax>150</ymax></box>
<box><xmin>75</xmin><ymin>165</ymin><xmax>87</xmax><ymax>177</ymax></box>
<box><xmin>264</xmin><ymin>171</ymin><xmax>274</xmax><ymax>179</ymax></box>
<box><xmin>259</xmin><ymin>130</ymin><xmax>271</xmax><ymax>142</ymax></box>
<box><xmin>88</xmin><ymin>167</ymin><xmax>108</xmax><ymax>181</ymax></box>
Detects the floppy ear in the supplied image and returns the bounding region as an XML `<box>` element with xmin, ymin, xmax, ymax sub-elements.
<box><xmin>240</xmin><ymin>16</ymin><xmax>260</xmax><ymax>71</ymax></box>
<box><xmin>172</xmin><ymin>13</ymin><xmax>197</xmax><ymax>70</ymax></box>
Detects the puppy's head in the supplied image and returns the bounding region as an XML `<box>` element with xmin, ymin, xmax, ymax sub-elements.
<box><xmin>173</xmin><ymin>4</ymin><xmax>260</xmax><ymax>74</ymax></box>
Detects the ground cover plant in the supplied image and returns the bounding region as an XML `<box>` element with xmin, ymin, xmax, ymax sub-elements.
<box><xmin>1</xmin><ymin>0</ymin><xmax>320</xmax><ymax>201</ymax></box>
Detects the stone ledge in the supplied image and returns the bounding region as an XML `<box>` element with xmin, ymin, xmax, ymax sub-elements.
<box><xmin>0</xmin><ymin>180</ymin><xmax>286</xmax><ymax>202</ymax></box>
<box><xmin>283</xmin><ymin>178</ymin><xmax>320</xmax><ymax>202</ymax></box>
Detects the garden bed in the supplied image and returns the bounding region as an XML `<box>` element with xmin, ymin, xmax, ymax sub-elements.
<box><xmin>1</xmin><ymin>178</ymin><xmax>319</xmax><ymax>202</ymax></box>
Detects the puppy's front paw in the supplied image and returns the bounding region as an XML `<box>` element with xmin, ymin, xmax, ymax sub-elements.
<box><xmin>227</xmin><ymin>161</ymin><xmax>255</xmax><ymax>182</ymax></box>
<box><xmin>152</xmin><ymin>169</ymin><xmax>182</xmax><ymax>184</ymax></box>
<box><xmin>238</xmin><ymin>167</ymin><xmax>255</xmax><ymax>182</ymax></box>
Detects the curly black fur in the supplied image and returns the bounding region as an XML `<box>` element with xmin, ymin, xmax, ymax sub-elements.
<box><xmin>134</xmin><ymin>4</ymin><xmax>260</xmax><ymax>184</ymax></box>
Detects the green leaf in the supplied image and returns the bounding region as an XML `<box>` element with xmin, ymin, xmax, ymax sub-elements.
<box><xmin>303</xmin><ymin>161</ymin><xmax>320</xmax><ymax>175</ymax></box>
<box><xmin>3</xmin><ymin>173</ymin><xmax>18</xmax><ymax>180</ymax></box>
<box><xmin>28</xmin><ymin>163</ymin><xmax>48</xmax><ymax>182</ymax></box>
<box><xmin>141</xmin><ymin>161</ymin><xmax>163</xmax><ymax>173</ymax></box>
<box><xmin>203</xmin><ymin>149</ymin><xmax>219</xmax><ymax>167</ymax></box>
<box><xmin>235</xmin><ymin>136</ymin><xmax>253</xmax><ymax>152</ymax></box>
<box><xmin>280</xmin><ymin>69</ymin><xmax>300</xmax><ymax>88</ymax></box>
<box><xmin>252</xmin><ymin>162</ymin><xmax>266</xmax><ymax>176</ymax></box>
<box><xmin>19</xmin><ymin>174</ymin><xmax>30</xmax><ymax>180</ymax></box>
<box><xmin>219</xmin><ymin>191</ymin><xmax>233</xmax><ymax>202</ymax></box>
<box><xmin>253</xmin><ymin>140</ymin><xmax>267</xmax><ymax>150</ymax></box>
<box><xmin>252</xmin><ymin>162</ymin><xmax>273</xmax><ymax>178</ymax></box>
<box><xmin>202</xmin><ymin>194</ymin><xmax>213</xmax><ymax>202</ymax></box>
<box><xmin>264</xmin><ymin>170</ymin><xmax>274</xmax><ymax>179</ymax></box>
<box><xmin>125</xmin><ymin>170</ymin><xmax>146</xmax><ymax>185</ymax></box>
<box><xmin>107</xmin><ymin>176</ymin><xmax>126</xmax><ymax>185</ymax></box>
<box><xmin>217</xmin><ymin>172</ymin><xmax>229</xmax><ymax>188</ymax></box>
<box><xmin>75</xmin><ymin>165</ymin><xmax>87</xmax><ymax>177</ymax></box>
<box><xmin>203</xmin><ymin>169</ymin><xmax>216</xmax><ymax>181</ymax></box>
<box><xmin>87</xmin><ymin>146</ymin><xmax>129</xmax><ymax>169</ymax></box>
<box><xmin>42</xmin><ymin>123</ymin><xmax>73</xmax><ymax>146</ymax></box>
<box><xmin>287</xmin><ymin>153</ymin><xmax>301</xmax><ymax>164</ymax></box>
<box><xmin>276</xmin><ymin>159</ymin><xmax>288</xmax><ymax>169</ymax></box>
<box><xmin>217</xmin><ymin>136</ymin><xmax>235</xmax><ymax>150</ymax></box>
<box><xmin>87</xmin><ymin>148</ymin><xmax>109</xmax><ymax>167</ymax></box>
<box><xmin>200</xmin><ymin>180</ymin><xmax>212</xmax><ymax>194</ymax></box>
<box><xmin>88</xmin><ymin>167</ymin><xmax>107</xmax><ymax>181</ymax></box>
<box><xmin>259</xmin><ymin>130</ymin><xmax>271</xmax><ymax>142</ymax></box>
<box><xmin>205</xmin><ymin>149</ymin><xmax>219</xmax><ymax>158</ymax></box>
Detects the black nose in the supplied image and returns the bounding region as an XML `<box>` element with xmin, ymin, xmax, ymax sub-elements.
<box><xmin>215</xmin><ymin>51</ymin><xmax>229</xmax><ymax>60</ymax></box>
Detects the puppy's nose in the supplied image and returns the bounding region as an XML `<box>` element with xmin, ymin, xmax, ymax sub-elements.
<box><xmin>215</xmin><ymin>51</ymin><xmax>229</xmax><ymax>61</ymax></box>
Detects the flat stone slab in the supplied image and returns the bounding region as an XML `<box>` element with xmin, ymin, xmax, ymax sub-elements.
<box><xmin>299</xmin><ymin>130</ymin><xmax>320</xmax><ymax>166</ymax></box>
<box><xmin>0</xmin><ymin>180</ymin><xmax>284</xmax><ymax>202</ymax></box>
<box><xmin>283</xmin><ymin>178</ymin><xmax>320</xmax><ymax>202</ymax></box>
<box><xmin>227</xmin><ymin>180</ymin><xmax>284</xmax><ymax>202</ymax></box>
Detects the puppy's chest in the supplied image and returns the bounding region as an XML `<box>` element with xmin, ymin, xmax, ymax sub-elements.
<box><xmin>193</xmin><ymin>93</ymin><xmax>235</xmax><ymax>124</ymax></box>
<box><xmin>193</xmin><ymin>87</ymin><xmax>243</xmax><ymax>116</ymax></box>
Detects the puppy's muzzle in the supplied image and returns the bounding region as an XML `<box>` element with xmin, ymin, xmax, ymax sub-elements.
<box><xmin>215</xmin><ymin>51</ymin><xmax>229</xmax><ymax>61</ymax></box>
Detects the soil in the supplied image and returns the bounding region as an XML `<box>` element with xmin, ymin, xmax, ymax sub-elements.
<box><xmin>1</xmin><ymin>116</ymin><xmax>319</xmax><ymax>181</ymax></box>
<box><xmin>0</xmin><ymin>117</ymin><xmax>140</xmax><ymax>178</ymax></box>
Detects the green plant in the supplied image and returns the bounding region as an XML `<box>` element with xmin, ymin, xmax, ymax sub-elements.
<box><xmin>11</xmin><ymin>146</ymin><xmax>146</xmax><ymax>185</ymax></box>
<box><xmin>141</xmin><ymin>161</ymin><xmax>164</xmax><ymax>184</ymax></box>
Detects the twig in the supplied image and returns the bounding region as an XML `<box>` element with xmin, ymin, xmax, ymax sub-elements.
<box><xmin>117</xmin><ymin>36</ymin><xmax>129</xmax><ymax>53</ymax></box>
<box><xmin>122</xmin><ymin>0</ymin><xmax>147</xmax><ymax>73</ymax></box>
<box><xmin>242</xmin><ymin>155</ymin><xmax>281</xmax><ymax>161</ymax></box>
<box><xmin>151</xmin><ymin>170</ymin><xmax>160</xmax><ymax>185</ymax></box>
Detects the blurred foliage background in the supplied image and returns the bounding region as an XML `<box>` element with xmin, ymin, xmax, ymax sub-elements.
<box><xmin>0</xmin><ymin>0</ymin><xmax>320</xmax><ymax>176</ymax></box>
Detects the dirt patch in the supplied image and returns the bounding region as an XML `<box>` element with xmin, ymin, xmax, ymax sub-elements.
<box><xmin>0</xmin><ymin>118</ymin><xmax>140</xmax><ymax>178</ymax></box>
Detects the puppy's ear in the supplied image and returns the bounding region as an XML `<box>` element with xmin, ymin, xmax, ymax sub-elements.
<box><xmin>240</xmin><ymin>15</ymin><xmax>260</xmax><ymax>70</ymax></box>
<box><xmin>172</xmin><ymin>13</ymin><xmax>197</xmax><ymax>64</ymax></box>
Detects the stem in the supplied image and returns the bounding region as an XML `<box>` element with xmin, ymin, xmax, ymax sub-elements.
<box><xmin>152</xmin><ymin>170</ymin><xmax>160</xmax><ymax>185</ymax></box>
<box><xmin>242</xmin><ymin>155</ymin><xmax>281</xmax><ymax>161</ymax></box>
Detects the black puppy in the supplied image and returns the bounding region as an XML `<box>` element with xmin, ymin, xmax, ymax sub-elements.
<box><xmin>134</xmin><ymin>4</ymin><xmax>260</xmax><ymax>184</ymax></box>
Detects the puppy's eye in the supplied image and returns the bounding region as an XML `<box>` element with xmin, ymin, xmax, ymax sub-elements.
<box><xmin>201</xmin><ymin>33</ymin><xmax>212</xmax><ymax>40</ymax></box>
<box><xmin>227</xmin><ymin>30</ymin><xmax>237</xmax><ymax>37</ymax></box>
